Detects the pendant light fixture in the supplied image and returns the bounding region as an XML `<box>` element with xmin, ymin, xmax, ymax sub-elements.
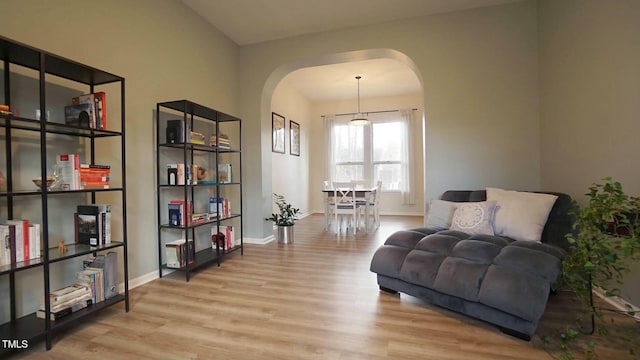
<box><xmin>350</xmin><ymin>75</ymin><xmax>369</xmax><ymax>125</ymax></box>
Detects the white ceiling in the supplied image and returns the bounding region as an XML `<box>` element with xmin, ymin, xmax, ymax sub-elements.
<box><xmin>281</xmin><ymin>58</ymin><xmax>421</xmax><ymax>102</ymax></box>
<box><xmin>181</xmin><ymin>0</ymin><xmax>521</xmax><ymax>102</ymax></box>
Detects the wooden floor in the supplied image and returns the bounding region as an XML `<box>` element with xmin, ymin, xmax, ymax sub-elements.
<box><xmin>10</xmin><ymin>214</ymin><xmax>639</xmax><ymax>359</ymax></box>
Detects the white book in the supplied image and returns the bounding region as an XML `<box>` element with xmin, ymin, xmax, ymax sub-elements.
<box><xmin>57</xmin><ymin>154</ymin><xmax>80</xmax><ymax>190</ymax></box>
<box><xmin>0</xmin><ymin>225</ymin><xmax>9</xmax><ymax>266</ymax></box>
<box><xmin>29</xmin><ymin>224</ymin><xmax>40</xmax><ymax>259</ymax></box>
<box><xmin>6</xmin><ymin>220</ymin><xmax>26</xmax><ymax>262</ymax></box>
<box><xmin>166</xmin><ymin>239</ymin><xmax>186</xmax><ymax>268</ymax></box>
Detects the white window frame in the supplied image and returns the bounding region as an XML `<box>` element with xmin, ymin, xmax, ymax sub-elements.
<box><xmin>329</xmin><ymin>114</ymin><xmax>408</xmax><ymax>193</ymax></box>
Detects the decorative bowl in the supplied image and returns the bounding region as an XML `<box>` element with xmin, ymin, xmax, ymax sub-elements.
<box><xmin>32</xmin><ymin>176</ymin><xmax>56</xmax><ymax>190</ymax></box>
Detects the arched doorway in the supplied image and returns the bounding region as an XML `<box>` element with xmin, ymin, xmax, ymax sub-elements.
<box><xmin>260</xmin><ymin>49</ymin><xmax>426</xmax><ymax>240</ymax></box>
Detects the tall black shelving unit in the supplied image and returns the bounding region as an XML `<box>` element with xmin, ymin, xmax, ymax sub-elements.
<box><xmin>156</xmin><ymin>100</ymin><xmax>242</xmax><ymax>281</ymax></box>
<box><xmin>0</xmin><ymin>35</ymin><xmax>129</xmax><ymax>353</ymax></box>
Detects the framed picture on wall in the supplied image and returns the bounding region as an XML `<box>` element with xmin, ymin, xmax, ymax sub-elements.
<box><xmin>290</xmin><ymin>120</ymin><xmax>300</xmax><ymax>156</ymax></box>
<box><xmin>272</xmin><ymin>112</ymin><xmax>285</xmax><ymax>154</ymax></box>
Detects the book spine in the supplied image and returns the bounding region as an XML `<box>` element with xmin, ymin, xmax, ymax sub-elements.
<box><xmin>0</xmin><ymin>226</ymin><xmax>9</xmax><ymax>266</ymax></box>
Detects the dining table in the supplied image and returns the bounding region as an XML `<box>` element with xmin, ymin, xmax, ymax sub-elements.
<box><xmin>321</xmin><ymin>186</ymin><xmax>377</xmax><ymax>233</ymax></box>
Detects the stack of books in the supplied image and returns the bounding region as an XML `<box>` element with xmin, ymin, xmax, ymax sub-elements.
<box><xmin>167</xmin><ymin>163</ymin><xmax>195</xmax><ymax>185</ymax></box>
<box><xmin>211</xmin><ymin>225</ymin><xmax>235</xmax><ymax>251</ymax></box>
<box><xmin>165</xmin><ymin>239</ymin><xmax>194</xmax><ymax>268</ymax></box>
<box><xmin>81</xmin><ymin>252</ymin><xmax>118</xmax><ymax>301</ymax></box>
<box><xmin>168</xmin><ymin>199</ymin><xmax>192</xmax><ymax>227</ymax></box>
<box><xmin>191</xmin><ymin>212</ymin><xmax>208</xmax><ymax>225</ymax></box>
<box><xmin>37</xmin><ymin>284</ymin><xmax>92</xmax><ymax>320</ymax></box>
<box><xmin>208</xmin><ymin>197</ymin><xmax>231</xmax><ymax>219</ymax></box>
<box><xmin>64</xmin><ymin>92</ymin><xmax>106</xmax><ymax>130</ymax></box>
<box><xmin>189</xmin><ymin>131</ymin><xmax>205</xmax><ymax>145</ymax></box>
<box><xmin>209</xmin><ymin>133</ymin><xmax>230</xmax><ymax>149</ymax></box>
<box><xmin>75</xmin><ymin>204</ymin><xmax>111</xmax><ymax>246</ymax></box>
<box><xmin>0</xmin><ymin>220</ymin><xmax>41</xmax><ymax>265</ymax></box>
<box><xmin>80</xmin><ymin>164</ymin><xmax>110</xmax><ymax>189</ymax></box>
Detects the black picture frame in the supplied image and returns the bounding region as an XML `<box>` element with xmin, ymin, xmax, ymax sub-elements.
<box><xmin>272</xmin><ymin>112</ymin><xmax>285</xmax><ymax>154</ymax></box>
<box><xmin>290</xmin><ymin>120</ymin><xmax>300</xmax><ymax>156</ymax></box>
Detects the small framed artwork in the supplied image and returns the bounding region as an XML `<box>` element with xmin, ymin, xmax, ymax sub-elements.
<box><xmin>290</xmin><ymin>120</ymin><xmax>300</xmax><ymax>156</ymax></box>
<box><xmin>272</xmin><ymin>112</ymin><xmax>285</xmax><ymax>154</ymax></box>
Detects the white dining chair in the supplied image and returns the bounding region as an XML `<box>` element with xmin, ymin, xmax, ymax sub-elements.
<box><xmin>323</xmin><ymin>180</ymin><xmax>335</xmax><ymax>230</ymax></box>
<box><xmin>370</xmin><ymin>181</ymin><xmax>382</xmax><ymax>228</ymax></box>
<box><xmin>358</xmin><ymin>180</ymin><xmax>381</xmax><ymax>231</ymax></box>
<box><xmin>332</xmin><ymin>181</ymin><xmax>362</xmax><ymax>235</ymax></box>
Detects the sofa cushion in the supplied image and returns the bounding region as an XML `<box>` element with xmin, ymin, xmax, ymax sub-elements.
<box><xmin>450</xmin><ymin>201</ymin><xmax>497</xmax><ymax>235</ymax></box>
<box><xmin>383</xmin><ymin>230</ymin><xmax>428</xmax><ymax>248</ymax></box>
<box><xmin>486</xmin><ymin>187</ymin><xmax>558</xmax><ymax>242</ymax></box>
<box><xmin>478</xmin><ymin>265</ymin><xmax>551</xmax><ymax>321</ymax></box>
<box><xmin>369</xmin><ymin>245</ymin><xmax>413</xmax><ymax>279</ymax></box>
<box><xmin>452</xmin><ymin>239</ymin><xmax>503</xmax><ymax>264</ymax></box>
<box><xmin>399</xmin><ymin>251</ymin><xmax>447</xmax><ymax>289</ymax></box>
<box><xmin>493</xmin><ymin>244</ymin><xmax>563</xmax><ymax>283</ymax></box>
<box><xmin>415</xmin><ymin>232</ymin><xmax>462</xmax><ymax>254</ymax></box>
<box><xmin>433</xmin><ymin>257</ymin><xmax>488</xmax><ymax>302</ymax></box>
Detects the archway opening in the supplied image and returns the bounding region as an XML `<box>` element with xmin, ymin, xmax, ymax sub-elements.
<box><xmin>262</xmin><ymin>48</ymin><xmax>426</xmax><ymax>236</ymax></box>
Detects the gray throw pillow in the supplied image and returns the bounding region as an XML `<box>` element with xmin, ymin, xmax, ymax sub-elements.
<box><xmin>425</xmin><ymin>199</ymin><xmax>459</xmax><ymax>230</ymax></box>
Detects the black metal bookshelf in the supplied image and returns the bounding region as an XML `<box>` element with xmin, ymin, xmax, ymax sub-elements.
<box><xmin>0</xmin><ymin>35</ymin><xmax>129</xmax><ymax>353</ymax></box>
<box><xmin>155</xmin><ymin>100</ymin><xmax>243</xmax><ymax>281</ymax></box>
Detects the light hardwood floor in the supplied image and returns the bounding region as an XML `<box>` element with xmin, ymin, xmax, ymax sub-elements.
<box><xmin>10</xmin><ymin>214</ymin><xmax>639</xmax><ymax>359</ymax></box>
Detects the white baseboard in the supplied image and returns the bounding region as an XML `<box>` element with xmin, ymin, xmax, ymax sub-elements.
<box><xmin>244</xmin><ymin>235</ymin><xmax>275</xmax><ymax>244</ymax></box>
<box><xmin>593</xmin><ymin>286</ymin><xmax>640</xmax><ymax>321</ymax></box>
<box><xmin>118</xmin><ymin>269</ymin><xmax>159</xmax><ymax>293</ymax></box>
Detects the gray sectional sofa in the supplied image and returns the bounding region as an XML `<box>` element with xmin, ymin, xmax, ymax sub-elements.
<box><xmin>369</xmin><ymin>190</ymin><xmax>574</xmax><ymax>340</ymax></box>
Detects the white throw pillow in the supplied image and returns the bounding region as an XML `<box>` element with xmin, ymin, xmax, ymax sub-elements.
<box><xmin>450</xmin><ymin>201</ymin><xmax>497</xmax><ymax>236</ymax></box>
<box><xmin>425</xmin><ymin>199</ymin><xmax>459</xmax><ymax>230</ymax></box>
<box><xmin>486</xmin><ymin>187</ymin><xmax>558</xmax><ymax>242</ymax></box>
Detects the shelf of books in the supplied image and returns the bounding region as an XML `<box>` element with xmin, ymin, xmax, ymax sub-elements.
<box><xmin>0</xmin><ymin>35</ymin><xmax>129</xmax><ymax>354</ymax></box>
<box><xmin>155</xmin><ymin>100</ymin><xmax>243</xmax><ymax>281</ymax></box>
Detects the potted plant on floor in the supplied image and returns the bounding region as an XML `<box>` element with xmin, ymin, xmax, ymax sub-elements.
<box><xmin>542</xmin><ymin>177</ymin><xmax>640</xmax><ymax>359</ymax></box>
<box><xmin>265</xmin><ymin>193</ymin><xmax>300</xmax><ymax>244</ymax></box>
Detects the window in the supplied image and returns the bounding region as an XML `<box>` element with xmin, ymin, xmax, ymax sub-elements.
<box><xmin>372</xmin><ymin>121</ymin><xmax>403</xmax><ymax>191</ymax></box>
<box><xmin>328</xmin><ymin>111</ymin><xmax>414</xmax><ymax>195</ymax></box>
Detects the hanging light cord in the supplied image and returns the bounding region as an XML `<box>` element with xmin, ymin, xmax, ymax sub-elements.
<box><xmin>356</xmin><ymin>75</ymin><xmax>362</xmax><ymax>114</ymax></box>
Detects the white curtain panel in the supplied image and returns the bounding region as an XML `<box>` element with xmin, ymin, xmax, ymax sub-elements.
<box><xmin>323</xmin><ymin>114</ymin><xmax>336</xmax><ymax>183</ymax></box>
<box><xmin>400</xmin><ymin>109</ymin><xmax>416</xmax><ymax>205</ymax></box>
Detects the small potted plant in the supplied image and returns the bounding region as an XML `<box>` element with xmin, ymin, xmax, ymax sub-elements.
<box><xmin>265</xmin><ymin>193</ymin><xmax>300</xmax><ymax>244</ymax></box>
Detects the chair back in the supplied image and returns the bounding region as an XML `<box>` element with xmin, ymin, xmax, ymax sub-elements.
<box><xmin>372</xmin><ymin>181</ymin><xmax>382</xmax><ymax>205</ymax></box>
<box><xmin>332</xmin><ymin>181</ymin><xmax>358</xmax><ymax>211</ymax></box>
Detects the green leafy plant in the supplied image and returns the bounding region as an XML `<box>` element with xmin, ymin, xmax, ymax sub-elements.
<box><xmin>265</xmin><ymin>193</ymin><xmax>300</xmax><ymax>226</ymax></box>
<box><xmin>547</xmin><ymin>178</ymin><xmax>640</xmax><ymax>359</ymax></box>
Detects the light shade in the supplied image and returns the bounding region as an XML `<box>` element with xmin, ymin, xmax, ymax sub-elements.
<box><xmin>350</xmin><ymin>113</ymin><xmax>369</xmax><ymax>125</ymax></box>
<box><xmin>350</xmin><ymin>76</ymin><xmax>369</xmax><ymax>125</ymax></box>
